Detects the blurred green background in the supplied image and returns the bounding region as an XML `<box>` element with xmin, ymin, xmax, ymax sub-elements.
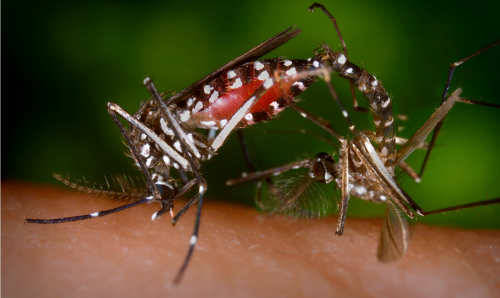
<box><xmin>3</xmin><ymin>0</ymin><xmax>500</xmax><ymax>228</ymax></box>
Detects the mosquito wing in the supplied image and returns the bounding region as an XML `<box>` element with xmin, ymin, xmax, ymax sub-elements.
<box><xmin>166</xmin><ymin>26</ymin><xmax>301</xmax><ymax>105</ymax></box>
<box><xmin>377</xmin><ymin>199</ymin><xmax>410</xmax><ymax>262</ymax></box>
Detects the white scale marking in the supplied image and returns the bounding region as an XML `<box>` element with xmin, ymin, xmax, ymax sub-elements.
<box><xmin>384</xmin><ymin>117</ymin><xmax>394</xmax><ymax>127</ymax></box>
<box><xmin>230</xmin><ymin>78</ymin><xmax>243</xmax><ymax>89</ymax></box>
<box><xmin>160</xmin><ymin>118</ymin><xmax>174</xmax><ymax>136</ymax></box>
<box><xmin>140</xmin><ymin>144</ymin><xmax>150</xmax><ymax>157</ymax></box>
<box><xmin>141</xmin><ymin>133</ymin><xmax>147</xmax><ymax>140</ymax></box>
<box><xmin>190</xmin><ymin>235</ymin><xmax>197</xmax><ymax>245</ymax></box>
<box><xmin>193</xmin><ymin>101</ymin><xmax>204</xmax><ymax>113</ymax></box>
<box><xmin>337</xmin><ymin>54</ymin><xmax>346</xmax><ymax>65</ymax></box>
<box><xmin>180</xmin><ymin>110</ymin><xmax>191</xmax><ymax>122</ymax></box>
<box><xmin>270</xmin><ymin>101</ymin><xmax>279</xmax><ymax>109</ymax></box>
<box><xmin>254</xmin><ymin>61</ymin><xmax>264</xmax><ymax>70</ymax></box>
<box><xmin>292</xmin><ymin>81</ymin><xmax>306</xmax><ymax>91</ymax></box>
<box><xmin>374</xmin><ymin>119</ymin><xmax>381</xmax><ymax>126</ymax></box>
<box><xmin>200</xmin><ymin>120</ymin><xmax>216</xmax><ymax>127</ymax></box>
<box><xmin>380</xmin><ymin>146</ymin><xmax>388</xmax><ymax>156</ymax></box>
<box><xmin>163</xmin><ymin>155</ymin><xmax>170</xmax><ymax>165</ymax></box>
<box><xmin>187</xmin><ymin>133</ymin><xmax>194</xmax><ymax>142</ymax></box>
<box><xmin>286</xmin><ymin>67</ymin><xmax>297</xmax><ymax>76</ymax></box>
<box><xmin>227</xmin><ymin>70</ymin><xmax>237</xmax><ymax>79</ymax></box>
<box><xmin>145</xmin><ymin>196</ymin><xmax>154</xmax><ymax>200</ymax></box>
<box><xmin>284</xmin><ymin>60</ymin><xmax>293</xmax><ymax>66</ymax></box>
<box><xmin>300</xmin><ymin>113</ymin><xmax>307</xmax><ymax>118</ymax></box>
<box><xmin>220</xmin><ymin>119</ymin><xmax>228</xmax><ymax>127</ymax></box>
<box><xmin>244</xmin><ymin>113</ymin><xmax>253</xmax><ymax>121</ymax></box>
<box><xmin>187</xmin><ymin>97</ymin><xmax>194</xmax><ymax>107</ymax></box>
<box><xmin>199</xmin><ymin>186</ymin><xmax>205</xmax><ymax>194</ymax></box>
<box><xmin>324</xmin><ymin>171</ymin><xmax>332</xmax><ymax>181</ymax></box>
<box><xmin>146</xmin><ymin>156</ymin><xmax>155</xmax><ymax>167</ymax></box>
<box><xmin>173</xmin><ymin>141</ymin><xmax>182</xmax><ymax>152</ymax></box>
<box><xmin>342</xmin><ymin>111</ymin><xmax>349</xmax><ymax>118</ymax></box>
<box><xmin>204</xmin><ymin>85</ymin><xmax>213</xmax><ymax>94</ymax></box>
<box><xmin>263</xmin><ymin>78</ymin><xmax>273</xmax><ymax>89</ymax></box>
<box><xmin>258</xmin><ymin>70</ymin><xmax>269</xmax><ymax>81</ymax></box>
<box><xmin>209</xmin><ymin>90</ymin><xmax>219</xmax><ymax>103</ymax></box>
<box><xmin>346</xmin><ymin>68</ymin><xmax>353</xmax><ymax>74</ymax></box>
<box><xmin>151</xmin><ymin>212</ymin><xmax>158</xmax><ymax>221</ymax></box>
<box><xmin>381</xmin><ymin>97</ymin><xmax>391</xmax><ymax>108</ymax></box>
<box><xmin>90</xmin><ymin>212</ymin><xmax>99</xmax><ymax>217</ymax></box>
<box><xmin>355</xmin><ymin>186</ymin><xmax>367</xmax><ymax>195</ymax></box>
<box><xmin>379</xmin><ymin>195</ymin><xmax>387</xmax><ymax>202</ymax></box>
<box><xmin>353</xmin><ymin>160</ymin><xmax>363</xmax><ymax>168</ymax></box>
<box><xmin>313</xmin><ymin>61</ymin><xmax>320</xmax><ymax>68</ymax></box>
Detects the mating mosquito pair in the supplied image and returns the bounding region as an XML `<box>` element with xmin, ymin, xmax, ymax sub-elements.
<box><xmin>25</xmin><ymin>2</ymin><xmax>499</xmax><ymax>283</ymax></box>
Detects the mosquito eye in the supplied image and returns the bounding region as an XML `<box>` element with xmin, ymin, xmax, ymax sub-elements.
<box><xmin>312</xmin><ymin>161</ymin><xmax>327</xmax><ymax>183</ymax></box>
<box><xmin>315</xmin><ymin>152</ymin><xmax>329</xmax><ymax>159</ymax></box>
<box><xmin>324</xmin><ymin>155</ymin><xmax>338</xmax><ymax>178</ymax></box>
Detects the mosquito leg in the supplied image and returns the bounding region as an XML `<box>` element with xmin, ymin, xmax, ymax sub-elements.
<box><xmin>153</xmin><ymin>178</ymin><xmax>198</xmax><ymax>220</ymax></box>
<box><xmin>395</xmin><ymin>89</ymin><xmax>462</xmax><ymax>166</ymax></box>
<box><xmin>280</xmin><ymin>93</ymin><xmax>342</xmax><ymax>141</ymax></box>
<box><xmin>210</xmin><ymin>78</ymin><xmax>276</xmax><ymax>151</ymax></box>
<box><xmin>412</xmin><ymin>197</ymin><xmax>500</xmax><ymax>216</ymax></box>
<box><xmin>398</xmin><ymin>161</ymin><xmax>421</xmax><ymax>183</ymax></box>
<box><xmin>236</xmin><ymin>129</ymin><xmax>271</xmax><ymax>208</ymax></box>
<box><xmin>237</xmin><ymin>130</ymin><xmax>256</xmax><ymax>173</ymax></box>
<box><xmin>226</xmin><ymin>159</ymin><xmax>313</xmax><ymax>186</ymax></box>
<box><xmin>419</xmin><ymin>40</ymin><xmax>500</xmax><ymax>178</ymax></box>
<box><xmin>322</xmin><ymin>72</ymin><xmax>359</xmax><ymax>135</ymax></box>
<box><xmin>309</xmin><ymin>2</ymin><xmax>369</xmax><ymax>113</ymax></box>
<box><xmin>143</xmin><ymin>78</ymin><xmax>207</xmax><ymax>285</ymax></box>
<box><xmin>207</xmin><ymin>128</ymin><xmax>217</xmax><ymax>142</ymax></box>
<box><xmin>25</xmin><ymin>197</ymin><xmax>153</xmax><ymax>224</ymax></box>
<box><xmin>107</xmin><ymin>105</ymin><xmax>163</xmax><ymax>201</ymax></box>
<box><xmin>173</xmin><ymin>193</ymin><xmax>202</xmax><ymax>284</ymax></box>
<box><xmin>395</xmin><ymin>137</ymin><xmax>429</xmax><ymax>150</ymax></box>
<box><xmin>335</xmin><ymin>139</ymin><xmax>350</xmax><ymax>236</ymax></box>
<box><xmin>396</xmin><ymin>90</ymin><xmax>500</xmax><ymax>167</ymax></box>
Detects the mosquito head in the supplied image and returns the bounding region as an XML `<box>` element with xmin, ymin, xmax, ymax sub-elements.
<box><xmin>311</xmin><ymin>152</ymin><xmax>338</xmax><ymax>184</ymax></box>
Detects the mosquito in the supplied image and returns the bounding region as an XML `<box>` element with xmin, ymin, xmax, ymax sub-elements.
<box><xmin>228</xmin><ymin>3</ymin><xmax>500</xmax><ymax>261</ymax></box>
<box><xmin>24</xmin><ymin>23</ymin><xmax>338</xmax><ymax>283</ymax></box>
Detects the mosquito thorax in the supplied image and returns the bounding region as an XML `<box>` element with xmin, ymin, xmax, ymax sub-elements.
<box><xmin>311</xmin><ymin>152</ymin><xmax>337</xmax><ymax>183</ymax></box>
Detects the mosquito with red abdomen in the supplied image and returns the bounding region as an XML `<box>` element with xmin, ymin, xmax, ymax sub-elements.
<box><xmin>228</xmin><ymin>3</ymin><xmax>500</xmax><ymax>261</ymax></box>
<box><xmin>24</xmin><ymin>24</ymin><xmax>339</xmax><ymax>283</ymax></box>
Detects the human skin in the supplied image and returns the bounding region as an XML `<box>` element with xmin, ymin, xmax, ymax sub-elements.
<box><xmin>2</xmin><ymin>181</ymin><xmax>500</xmax><ymax>297</ymax></box>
